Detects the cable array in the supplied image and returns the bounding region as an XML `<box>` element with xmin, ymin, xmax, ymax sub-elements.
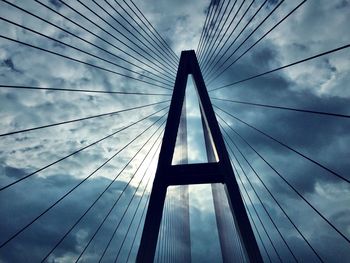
<box><xmin>1</xmin><ymin>0</ymin><xmax>174</xmax><ymax>84</ymax></box>
<box><xmin>0</xmin><ymin>108</ymin><xmax>169</xmax><ymax>249</ymax></box>
<box><xmin>0</xmin><ymin>0</ymin><xmax>177</xmax><ymax>260</ymax></box>
<box><xmin>197</xmin><ymin>0</ymin><xmax>350</xmax><ymax>260</ymax></box>
<box><xmin>210</xmin><ymin>43</ymin><xmax>350</xmax><ymax>92</ymax></box>
<box><xmin>1</xmin><ymin>0</ymin><xmax>349</xmax><ymax>261</ymax></box>
<box><xmin>0</xmin><ymin>84</ymin><xmax>172</xmax><ymax>96</ymax></box>
<box><xmin>74</xmin><ymin>118</ymin><xmax>167</xmax><ymax>262</ymax></box>
<box><xmin>43</xmin><ymin>120</ymin><xmax>166</xmax><ymax>262</ymax></box>
<box><xmin>199</xmin><ymin>0</ymin><xmax>239</xmax><ymax>71</ymax></box>
<box><xmin>202</xmin><ymin>0</ymin><xmax>259</xmax><ymax>76</ymax></box>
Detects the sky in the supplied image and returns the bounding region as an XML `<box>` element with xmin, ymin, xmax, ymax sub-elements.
<box><xmin>0</xmin><ymin>0</ymin><xmax>350</xmax><ymax>262</ymax></box>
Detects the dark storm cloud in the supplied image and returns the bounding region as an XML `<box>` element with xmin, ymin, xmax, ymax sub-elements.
<box><xmin>3</xmin><ymin>58</ymin><xmax>14</xmax><ymax>70</ymax></box>
<box><xmin>211</xmin><ymin>0</ymin><xmax>221</xmax><ymax>6</ymax></box>
<box><xmin>267</xmin><ymin>0</ymin><xmax>279</xmax><ymax>6</ymax></box>
<box><xmin>335</xmin><ymin>0</ymin><xmax>349</xmax><ymax>9</ymax></box>
<box><xmin>207</xmin><ymin>0</ymin><xmax>350</xmax><ymax>260</ymax></box>
<box><xmin>1</xmin><ymin>57</ymin><xmax>22</xmax><ymax>74</ymax></box>
<box><xmin>0</xmin><ymin>164</ymin><xmax>145</xmax><ymax>262</ymax></box>
<box><xmin>4</xmin><ymin>165</ymin><xmax>26</xmax><ymax>179</ymax></box>
<box><xmin>49</xmin><ymin>0</ymin><xmax>63</xmax><ymax>9</ymax></box>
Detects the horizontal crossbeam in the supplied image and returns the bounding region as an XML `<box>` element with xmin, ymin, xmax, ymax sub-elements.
<box><xmin>167</xmin><ymin>162</ymin><xmax>224</xmax><ymax>185</ymax></box>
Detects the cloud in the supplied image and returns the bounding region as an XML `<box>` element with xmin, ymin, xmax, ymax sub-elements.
<box><xmin>0</xmin><ymin>0</ymin><xmax>350</xmax><ymax>262</ymax></box>
<box><xmin>0</xmin><ymin>155</ymin><xmax>156</xmax><ymax>262</ymax></box>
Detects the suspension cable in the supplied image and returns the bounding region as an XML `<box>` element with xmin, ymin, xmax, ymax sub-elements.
<box><xmin>197</xmin><ymin>1</ymin><xmax>217</xmax><ymax>58</ymax></box>
<box><xmin>222</xmin><ymin>132</ymin><xmax>283</xmax><ymax>262</ymax></box>
<box><xmin>210</xmin><ymin>43</ymin><xmax>350</xmax><ymax>91</ymax></box>
<box><xmin>87</xmin><ymin>0</ymin><xmax>178</xmax><ymax>69</ymax></box>
<box><xmin>200</xmin><ymin>0</ymin><xmax>231</xmax><ymax>64</ymax></box>
<box><xmin>239</xmin><ymin>183</ymin><xmax>272</xmax><ymax>263</ymax></box>
<box><xmin>209</xmin><ymin>0</ymin><xmax>307</xmax><ymax>87</ymax></box>
<box><xmin>0</xmin><ymin>17</ymin><xmax>173</xmax><ymax>88</ymax></box>
<box><xmin>75</xmin><ymin>120</ymin><xmax>167</xmax><ymax>262</ymax></box>
<box><xmin>128</xmin><ymin>0</ymin><xmax>179</xmax><ymax>60</ymax></box>
<box><xmin>233</xmin><ymin>164</ymin><xmax>273</xmax><ymax>263</ymax></box>
<box><xmin>72</xmin><ymin>0</ymin><xmax>178</xmax><ymax>73</ymax></box>
<box><xmin>0</xmin><ymin>35</ymin><xmax>172</xmax><ymax>91</ymax></box>
<box><xmin>110</xmin><ymin>0</ymin><xmax>178</xmax><ymax>65</ymax></box>
<box><xmin>196</xmin><ymin>1</ymin><xmax>214</xmax><ymax>55</ymax></box>
<box><xmin>41</xmin><ymin>122</ymin><xmax>164</xmax><ymax>262</ymax></box>
<box><xmin>98</xmin><ymin>132</ymin><xmax>162</xmax><ymax>262</ymax></box>
<box><xmin>219</xmin><ymin>121</ymin><xmax>298</xmax><ymax>261</ymax></box>
<box><xmin>221</xmin><ymin>123</ymin><xmax>324</xmax><ymax>262</ymax></box>
<box><xmin>202</xmin><ymin>0</ymin><xmax>252</xmax><ymax>76</ymax></box>
<box><xmin>34</xmin><ymin>0</ymin><xmax>177</xmax><ymax>79</ymax></box>
<box><xmin>199</xmin><ymin>0</ymin><xmax>238</xmax><ymax>68</ymax></box>
<box><xmin>125</xmin><ymin>180</ymin><xmax>151</xmax><ymax>262</ymax></box>
<box><xmin>219</xmin><ymin>114</ymin><xmax>350</xmax><ymax>247</ymax></box>
<box><xmin>211</xmin><ymin>97</ymin><xmax>350</xmax><ymax>118</ymax></box>
<box><xmin>0</xmin><ymin>105</ymin><xmax>169</xmax><ymax>192</ymax></box>
<box><xmin>112</xmin><ymin>163</ymin><xmax>156</xmax><ymax>262</ymax></box>
<box><xmin>207</xmin><ymin>0</ymin><xmax>285</xmax><ymax>84</ymax></box>
<box><xmin>214</xmin><ymin>104</ymin><xmax>350</xmax><ymax>184</ymax></box>
<box><xmin>0</xmin><ymin>100</ymin><xmax>170</xmax><ymax>138</ymax></box>
<box><xmin>23</xmin><ymin>0</ymin><xmax>175</xmax><ymax>82</ymax></box>
<box><xmin>198</xmin><ymin>0</ymin><xmax>227</xmax><ymax>62</ymax></box>
<box><xmin>0</xmin><ymin>84</ymin><xmax>172</xmax><ymax>96</ymax></box>
<box><xmin>112</xmin><ymin>140</ymin><xmax>162</xmax><ymax>262</ymax></box>
<box><xmin>209</xmin><ymin>18</ymin><xmax>350</xmax><ymax>91</ymax></box>
<box><xmin>205</xmin><ymin>0</ymin><xmax>269</xmax><ymax>80</ymax></box>
<box><xmin>0</xmin><ymin>109</ymin><xmax>168</xmax><ymax>250</ymax></box>
<box><xmin>100</xmin><ymin>0</ymin><xmax>178</xmax><ymax>68</ymax></box>
<box><xmin>1</xmin><ymin>0</ymin><xmax>175</xmax><ymax>84</ymax></box>
<box><xmin>201</xmin><ymin>0</ymin><xmax>244</xmax><ymax>72</ymax></box>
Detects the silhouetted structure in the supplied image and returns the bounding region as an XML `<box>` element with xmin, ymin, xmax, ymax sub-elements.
<box><xmin>137</xmin><ymin>50</ymin><xmax>262</xmax><ymax>262</ymax></box>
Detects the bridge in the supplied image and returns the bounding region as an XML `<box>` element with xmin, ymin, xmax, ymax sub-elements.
<box><xmin>0</xmin><ymin>0</ymin><xmax>349</xmax><ymax>262</ymax></box>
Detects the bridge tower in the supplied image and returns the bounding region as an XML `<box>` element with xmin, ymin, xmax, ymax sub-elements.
<box><xmin>137</xmin><ymin>50</ymin><xmax>262</xmax><ymax>262</ymax></box>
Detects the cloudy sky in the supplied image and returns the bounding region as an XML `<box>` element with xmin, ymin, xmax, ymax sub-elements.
<box><xmin>0</xmin><ymin>0</ymin><xmax>349</xmax><ymax>262</ymax></box>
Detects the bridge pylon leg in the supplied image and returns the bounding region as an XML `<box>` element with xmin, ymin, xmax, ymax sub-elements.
<box><xmin>136</xmin><ymin>50</ymin><xmax>263</xmax><ymax>263</ymax></box>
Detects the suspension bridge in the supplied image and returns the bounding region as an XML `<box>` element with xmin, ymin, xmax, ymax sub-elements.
<box><xmin>0</xmin><ymin>0</ymin><xmax>349</xmax><ymax>262</ymax></box>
